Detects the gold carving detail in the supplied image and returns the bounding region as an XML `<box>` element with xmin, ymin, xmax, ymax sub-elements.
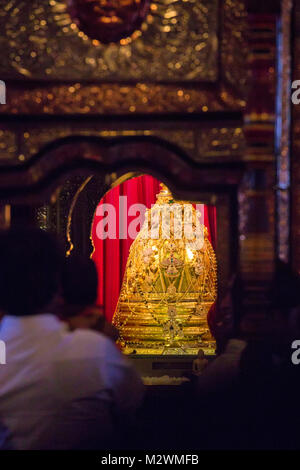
<box><xmin>0</xmin><ymin>0</ymin><xmax>218</xmax><ymax>82</ymax></box>
<box><xmin>113</xmin><ymin>184</ymin><xmax>217</xmax><ymax>355</ymax></box>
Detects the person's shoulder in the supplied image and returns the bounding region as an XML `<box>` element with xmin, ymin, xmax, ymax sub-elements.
<box><xmin>71</xmin><ymin>328</ymin><xmax>108</xmax><ymax>344</ymax></box>
<box><xmin>62</xmin><ymin>328</ymin><xmax>122</xmax><ymax>360</ymax></box>
<box><xmin>225</xmin><ymin>338</ymin><xmax>247</xmax><ymax>355</ymax></box>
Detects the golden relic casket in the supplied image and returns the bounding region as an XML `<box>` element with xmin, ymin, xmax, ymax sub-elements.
<box><xmin>112</xmin><ymin>184</ymin><xmax>217</xmax><ymax>355</ymax></box>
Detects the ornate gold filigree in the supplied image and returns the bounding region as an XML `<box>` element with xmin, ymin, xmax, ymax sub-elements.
<box><xmin>221</xmin><ymin>0</ymin><xmax>248</xmax><ymax>96</ymax></box>
<box><xmin>0</xmin><ymin>83</ymin><xmax>227</xmax><ymax>115</ymax></box>
<box><xmin>0</xmin><ymin>0</ymin><xmax>249</xmax><ymax>115</ymax></box>
<box><xmin>113</xmin><ymin>184</ymin><xmax>217</xmax><ymax>355</ymax></box>
<box><xmin>0</xmin><ymin>0</ymin><xmax>218</xmax><ymax>82</ymax></box>
<box><xmin>195</xmin><ymin>126</ymin><xmax>246</xmax><ymax>161</ymax></box>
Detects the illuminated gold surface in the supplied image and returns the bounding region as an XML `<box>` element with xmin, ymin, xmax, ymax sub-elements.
<box><xmin>221</xmin><ymin>0</ymin><xmax>248</xmax><ymax>93</ymax></box>
<box><xmin>113</xmin><ymin>184</ymin><xmax>217</xmax><ymax>355</ymax></box>
<box><xmin>0</xmin><ymin>0</ymin><xmax>248</xmax><ymax>116</ymax></box>
<box><xmin>0</xmin><ymin>83</ymin><xmax>226</xmax><ymax>115</ymax></box>
<box><xmin>195</xmin><ymin>126</ymin><xmax>246</xmax><ymax>161</ymax></box>
<box><xmin>0</xmin><ymin>0</ymin><xmax>218</xmax><ymax>82</ymax></box>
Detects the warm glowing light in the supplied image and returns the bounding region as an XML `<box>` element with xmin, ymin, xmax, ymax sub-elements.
<box><xmin>186</xmin><ymin>247</ymin><xmax>194</xmax><ymax>260</ymax></box>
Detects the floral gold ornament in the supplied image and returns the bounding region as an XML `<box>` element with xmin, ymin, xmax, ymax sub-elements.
<box><xmin>0</xmin><ymin>0</ymin><xmax>219</xmax><ymax>82</ymax></box>
<box><xmin>67</xmin><ymin>0</ymin><xmax>151</xmax><ymax>44</ymax></box>
<box><xmin>112</xmin><ymin>184</ymin><xmax>217</xmax><ymax>355</ymax></box>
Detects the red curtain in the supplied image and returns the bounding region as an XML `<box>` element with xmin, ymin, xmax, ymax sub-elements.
<box><xmin>92</xmin><ymin>175</ymin><xmax>217</xmax><ymax>322</ymax></box>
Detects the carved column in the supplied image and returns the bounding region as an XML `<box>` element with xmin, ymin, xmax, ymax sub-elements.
<box><xmin>240</xmin><ymin>2</ymin><xmax>280</xmax><ymax>313</ymax></box>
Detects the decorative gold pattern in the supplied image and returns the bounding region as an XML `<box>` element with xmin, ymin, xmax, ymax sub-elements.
<box><xmin>0</xmin><ymin>0</ymin><xmax>218</xmax><ymax>82</ymax></box>
<box><xmin>20</xmin><ymin>126</ymin><xmax>195</xmax><ymax>159</ymax></box>
<box><xmin>0</xmin><ymin>125</ymin><xmax>248</xmax><ymax>163</ymax></box>
<box><xmin>0</xmin><ymin>83</ymin><xmax>227</xmax><ymax>115</ymax></box>
<box><xmin>0</xmin><ymin>0</ymin><xmax>248</xmax><ymax>116</ymax></box>
<box><xmin>113</xmin><ymin>184</ymin><xmax>217</xmax><ymax>355</ymax></box>
<box><xmin>195</xmin><ymin>126</ymin><xmax>245</xmax><ymax>160</ymax></box>
<box><xmin>221</xmin><ymin>0</ymin><xmax>248</xmax><ymax>94</ymax></box>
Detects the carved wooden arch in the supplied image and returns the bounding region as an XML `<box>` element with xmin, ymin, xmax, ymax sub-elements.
<box><xmin>0</xmin><ymin>134</ymin><xmax>245</xmax><ymax>205</ymax></box>
<box><xmin>4</xmin><ymin>135</ymin><xmax>243</xmax><ymax>301</ymax></box>
<box><xmin>0</xmin><ymin>134</ymin><xmax>246</xmax><ymax>298</ymax></box>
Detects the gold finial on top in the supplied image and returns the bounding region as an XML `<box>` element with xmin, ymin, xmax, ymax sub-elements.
<box><xmin>157</xmin><ymin>182</ymin><xmax>173</xmax><ymax>202</ymax></box>
<box><xmin>159</xmin><ymin>182</ymin><xmax>170</xmax><ymax>193</ymax></box>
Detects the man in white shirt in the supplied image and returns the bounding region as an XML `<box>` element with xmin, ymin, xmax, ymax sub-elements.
<box><xmin>0</xmin><ymin>228</ymin><xmax>144</xmax><ymax>450</ymax></box>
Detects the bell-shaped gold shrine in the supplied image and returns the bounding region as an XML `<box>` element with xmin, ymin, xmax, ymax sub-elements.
<box><xmin>113</xmin><ymin>184</ymin><xmax>217</xmax><ymax>355</ymax></box>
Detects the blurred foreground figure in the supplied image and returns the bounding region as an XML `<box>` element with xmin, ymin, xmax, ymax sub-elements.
<box><xmin>196</xmin><ymin>276</ymin><xmax>247</xmax><ymax>394</ymax></box>
<box><xmin>192</xmin><ymin>262</ymin><xmax>300</xmax><ymax>449</ymax></box>
<box><xmin>60</xmin><ymin>255</ymin><xmax>118</xmax><ymax>341</ymax></box>
<box><xmin>0</xmin><ymin>228</ymin><xmax>144</xmax><ymax>450</ymax></box>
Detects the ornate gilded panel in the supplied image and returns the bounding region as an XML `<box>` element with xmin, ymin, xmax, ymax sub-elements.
<box><xmin>18</xmin><ymin>126</ymin><xmax>195</xmax><ymax>160</ymax></box>
<box><xmin>0</xmin><ymin>0</ymin><xmax>248</xmax><ymax>115</ymax></box>
<box><xmin>195</xmin><ymin>126</ymin><xmax>246</xmax><ymax>161</ymax></box>
<box><xmin>0</xmin><ymin>0</ymin><xmax>218</xmax><ymax>82</ymax></box>
<box><xmin>0</xmin><ymin>122</ymin><xmax>248</xmax><ymax>164</ymax></box>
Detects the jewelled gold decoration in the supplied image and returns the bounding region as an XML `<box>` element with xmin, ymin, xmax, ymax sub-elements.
<box><xmin>67</xmin><ymin>0</ymin><xmax>151</xmax><ymax>44</ymax></box>
<box><xmin>113</xmin><ymin>184</ymin><xmax>217</xmax><ymax>355</ymax></box>
<box><xmin>195</xmin><ymin>126</ymin><xmax>245</xmax><ymax>161</ymax></box>
<box><xmin>0</xmin><ymin>0</ymin><xmax>248</xmax><ymax>116</ymax></box>
<box><xmin>0</xmin><ymin>83</ymin><xmax>225</xmax><ymax>115</ymax></box>
<box><xmin>221</xmin><ymin>0</ymin><xmax>248</xmax><ymax>95</ymax></box>
<box><xmin>0</xmin><ymin>0</ymin><xmax>218</xmax><ymax>82</ymax></box>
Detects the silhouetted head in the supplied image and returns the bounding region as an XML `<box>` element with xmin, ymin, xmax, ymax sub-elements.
<box><xmin>60</xmin><ymin>255</ymin><xmax>112</xmax><ymax>335</ymax></box>
<box><xmin>0</xmin><ymin>227</ymin><xmax>64</xmax><ymax>316</ymax></box>
<box><xmin>61</xmin><ymin>255</ymin><xmax>98</xmax><ymax>316</ymax></box>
